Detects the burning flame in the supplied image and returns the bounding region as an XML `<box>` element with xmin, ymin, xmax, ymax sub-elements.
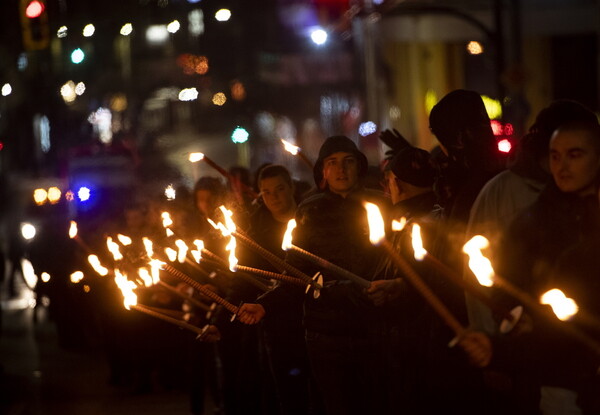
<box><xmin>190</xmin><ymin>250</ymin><xmax>201</xmax><ymax>263</ymax></box>
<box><xmin>189</xmin><ymin>152</ymin><xmax>205</xmax><ymax>162</ymax></box>
<box><xmin>165</xmin><ymin>247</ymin><xmax>177</xmax><ymax>262</ymax></box>
<box><xmin>161</xmin><ymin>212</ymin><xmax>174</xmax><ymax>237</ymax></box>
<box><xmin>540</xmin><ymin>288</ymin><xmax>579</xmax><ymax>321</ymax></box>
<box><xmin>114</xmin><ymin>269</ymin><xmax>137</xmax><ymax>310</ymax></box>
<box><xmin>149</xmin><ymin>259</ymin><xmax>163</xmax><ymax>283</ymax></box>
<box><xmin>106</xmin><ymin>237</ymin><xmax>124</xmax><ymax>261</ymax></box>
<box><xmin>175</xmin><ymin>239</ymin><xmax>188</xmax><ymax>263</ymax></box>
<box><xmin>142</xmin><ymin>237</ymin><xmax>153</xmax><ymax>258</ymax></box>
<box><xmin>69</xmin><ymin>221</ymin><xmax>78</xmax><ymax>238</ymax></box>
<box><xmin>281</xmin><ymin>139</ymin><xmax>300</xmax><ymax>155</ymax></box>
<box><xmin>138</xmin><ymin>267</ymin><xmax>153</xmax><ymax>287</ymax></box>
<box><xmin>70</xmin><ymin>271</ymin><xmax>84</xmax><ymax>283</ymax></box>
<box><xmin>207</xmin><ymin>218</ymin><xmax>228</xmax><ymax>235</ymax></box>
<box><xmin>364</xmin><ymin>202</ymin><xmax>385</xmax><ymax>245</ymax></box>
<box><xmin>218</xmin><ymin>207</ymin><xmax>238</xmax><ymax>272</ymax></box>
<box><xmin>117</xmin><ymin>234</ymin><xmax>132</xmax><ymax>246</ymax></box>
<box><xmin>392</xmin><ymin>218</ymin><xmax>407</xmax><ymax>232</ymax></box>
<box><xmin>463</xmin><ymin>236</ymin><xmax>495</xmax><ymax>287</ymax></box>
<box><xmin>411</xmin><ymin>224</ymin><xmax>428</xmax><ymax>261</ymax></box>
<box><xmin>282</xmin><ymin>219</ymin><xmax>297</xmax><ymax>251</ymax></box>
<box><xmin>88</xmin><ymin>255</ymin><xmax>109</xmax><ymax>276</ymax></box>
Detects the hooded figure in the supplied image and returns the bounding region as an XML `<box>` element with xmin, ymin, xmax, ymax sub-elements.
<box><xmin>313</xmin><ymin>135</ymin><xmax>369</xmax><ymax>191</ymax></box>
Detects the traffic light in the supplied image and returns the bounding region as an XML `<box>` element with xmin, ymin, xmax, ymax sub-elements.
<box><xmin>20</xmin><ymin>0</ymin><xmax>50</xmax><ymax>51</ymax></box>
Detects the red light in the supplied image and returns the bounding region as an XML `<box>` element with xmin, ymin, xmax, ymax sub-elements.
<box><xmin>504</xmin><ymin>123</ymin><xmax>514</xmax><ymax>136</ymax></box>
<box><xmin>497</xmin><ymin>139</ymin><xmax>512</xmax><ymax>153</ymax></box>
<box><xmin>490</xmin><ymin>120</ymin><xmax>503</xmax><ymax>136</ymax></box>
<box><xmin>25</xmin><ymin>1</ymin><xmax>44</xmax><ymax>18</ymax></box>
<box><xmin>0</xmin><ymin>142</ymin><xmax>4</xmax><ymax>151</ymax></box>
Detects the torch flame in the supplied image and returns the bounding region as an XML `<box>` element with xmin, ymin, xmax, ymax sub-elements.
<box><xmin>191</xmin><ymin>240</ymin><xmax>203</xmax><ymax>263</ymax></box>
<box><xmin>175</xmin><ymin>239</ymin><xmax>188</xmax><ymax>263</ymax></box>
<box><xmin>190</xmin><ymin>250</ymin><xmax>201</xmax><ymax>263</ymax></box>
<box><xmin>364</xmin><ymin>202</ymin><xmax>386</xmax><ymax>245</ymax></box>
<box><xmin>280</xmin><ymin>139</ymin><xmax>300</xmax><ymax>155</ymax></box>
<box><xmin>69</xmin><ymin>221</ymin><xmax>78</xmax><ymax>239</ymax></box>
<box><xmin>138</xmin><ymin>267</ymin><xmax>153</xmax><ymax>287</ymax></box>
<box><xmin>462</xmin><ymin>235</ymin><xmax>495</xmax><ymax>287</ymax></box>
<box><xmin>114</xmin><ymin>269</ymin><xmax>137</xmax><ymax>310</ymax></box>
<box><xmin>411</xmin><ymin>224</ymin><xmax>428</xmax><ymax>261</ymax></box>
<box><xmin>540</xmin><ymin>288</ymin><xmax>579</xmax><ymax>321</ymax></box>
<box><xmin>165</xmin><ymin>247</ymin><xmax>177</xmax><ymax>262</ymax></box>
<box><xmin>117</xmin><ymin>234</ymin><xmax>132</xmax><ymax>246</ymax></box>
<box><xmin>106</xmin><ymin>237</ymin><xmax>124</xmax><ymax>261</ymax></box>
<box><xmin>87</xmin><ymin>255</ymin><xmax>109</xmax><ymax>276</ymax></box>
<box><xmin>392</xmin><ymin>218</ymin><xmax>407</xmax><ymax>232</ymax></box>
<box><xmin>207</xmin><ymin>218</ymin><xmax>229</xmax><ymax>236</ymax></box>
<box><xmin>161</xmin><ymin>212</ymin><xmax>174</xmax><ymax>236</ymax></box>
<box><xmin>70</xmin><ymin>271</ymin><xmax>84</xmax><ymax>283</ymax></box>
<box><xmin>282</xmin><ymin>219</ymin><xmax>297</xmax><ymax>251</ymax></box>
<box><xmin>142</xmin><ymin>237</ymin><xmax>154</xmax><ymax>258</ymax></box>
<box><xmin>218</xmin><ymin>207</ymin><xmax>238</xmax><ymax>272</ymax></box>
<box><xmin>149</xmin><ymin>259</ymin><xmax>163</xmax><ymax>284</ymax></box>
<box><xmin>188</xmin><ymin>152</ymin><xmax>205</xmax><ymax>162</ymax></box>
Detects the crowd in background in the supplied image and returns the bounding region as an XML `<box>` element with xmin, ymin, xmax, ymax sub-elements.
<box><xmin>2</xmin><ymin>89</ymin><xmax>600</xmax><ymax>415</ymax></box>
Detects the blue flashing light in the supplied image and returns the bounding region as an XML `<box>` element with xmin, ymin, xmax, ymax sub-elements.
<box><xmin>77</xmin><ymin>186</ymin><xmax>91</xmax><ymax>202</ymax></box>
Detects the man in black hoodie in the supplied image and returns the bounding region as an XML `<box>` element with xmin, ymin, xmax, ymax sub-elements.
<box><xmin>240</xmin><ymin>136</ymin><xmax>388</xmax><ymax>415</ymax></box>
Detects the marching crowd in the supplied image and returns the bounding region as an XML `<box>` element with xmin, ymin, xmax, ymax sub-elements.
<box><xmin>21</xmin><ymin>89</ymin><xmax>600</xmax><ymax>415</ymax></box>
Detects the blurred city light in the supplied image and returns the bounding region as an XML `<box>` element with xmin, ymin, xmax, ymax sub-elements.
<box><xmin>60</xmin><ymin>81</ymin><xmax>77</xmax><ymax>103</ymax></box>
<box><xmin>18</xmin><ymin>53</ymin><xmax>28</xmax><ymax>71</ymax></box>
<box><xmin>33</xmin><ymin>188</ymin><xmax>48</xmax><ymax>205</ymax></box>
<box><xmin>359</xmin><ymin>121</ymin><xmax>377</xmax><ymax>137</ymax></box>
<box><xmin>425</xmin><ymin>89</ymin><xmax>438</xmax><ymax>114</ymax></box>
<box><xmin>467</xmin><ymin>41</ymin><xmax>484</xmax><ymax>55</ymax></box>
<box><xmin>212</xmin><ymin>92</ymin><xmax>226</xmax><ymax>106</ymax></box>
<box><xmin>389</xmin><ymin>106</ymin><xmax>401</xmax><ymax>120</ymax></box>
<box><xmin>231</xmin><ymin>81</ymin><xmax>246</xmax><ymax>101</ymax></box>
<box><xmin>481</xmin><ymin>95</ymin><xmax>503</xmax><ymax>119</ymax></box>
<box><xmin>70</xmin><ymin>271</ymin><xmax>84</xmax><ymax>283</ymax></box>
<box><xmin>25</xmin><ymin>1</ymin><xmax>45</xmax><ymax>18</ymax></box>
<box><xmin>88</xmin><ymin>107</ymin><xmax>113</xmax><ymax>144</ymax></box>
<box><xmin>215</xmin><ymin>9</ymin><xmax>231</xmax><ymax>22</ymax></box>
<box><xmin>167</xmin><ymin>20</ymin><xmax>181</xmax><ymax>33</ymax></box>
<box><xmin>188</xmin><ymin>10</ymin><xmax>204</xmax><ymax>36</ymax></box>
<box><xmin>310</xmin><ymin>28</ymin><xmax>328</xmax><ymax>45</ymax></box>
<box><xmin>35</xmin><ymin>114</ymin><xmax>50</xmax><ymax>153</ymax></box>
<box><xmin>21</xmin><ymin>223</ymin><xmax>37</xmax><ymax>240</ymax></box>
<box><xmin>231</xmin><ymin>127</ymin><xmax>249</xmax><ymax>144</ymax></box>
<box><xmin>65</xmin><ymin>190</ymin><xmax>75</xmax><ymax>202</ymax></box>
<box><xmin>120</xmin><ymin>23</ymin><xmax>133</xmax><ymax>36</ymax></box>
<box><xmin>78</xmin><ymin>187</ymin><xmax>91</xmax><ymax>202</ymax></box>
<box><xmin>110</xmin><ymin>94</ymin><xmax>128</xmax><ymax>112</ymax></box>
<box><xmin>71</xmin><ymin>48</ymin><xmax>85</xmax><ymax>64</ymax></box>
<box><xmin>57</xmin><ymin>25</ymin><xmax>68</xmax><ymax>38</ymax></box>
<box><xmin>1</xmin><ymin>83</ymin><xmax>11</xmax><ymax>97</ymax></box>
<box><xmin>497</xmin><ymin>139</ymin><xmax>512</xmax><ymax>153</ymax></box>
<box><xmin>75</xmin><ymin>82</ymin><xmax>86</xmax><ymax>96</ymax></box>
<box><xmin>146</xmin><ymin>25</ymin><xmax>169</xmax><ymax>44</ymax></box>
<box><xmin>177</xmin><ymin>54</ymin><xmax>209</xmax><ymax>75</ymax></box>
<box><xmin>179</xmin><ymin>87</ymin><xmax>198</xmax><ymax>101</ymax></box>
<box><xmin>165</xmin><ymin>184</ymin><xmax>176</xmax><ymax>200</ymax></box>
<box><xmin>83</xmin><ymin>24</ymin><xmax>95</xmax><ymax>37</ymax></box>
<box><xmin>47</xmin><ymin>187</ymin><xmax>61</xmax><ymax>204</ymax></box>
<box><xmin>41</xmin><ymin>272</ymin><xmax>51</xmax><ymax>283</ymax></box>
<box><xmin>187</xmin><ymin>0</ymin><xmax>202</xmax><ymax>3</ymax></box>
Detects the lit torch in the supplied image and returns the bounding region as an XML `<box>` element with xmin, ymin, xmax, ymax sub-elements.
<box><xmin>541</xmin><ymin>289</ymin><xmax>579</xmax><ymax>321</ymax></box>
<box><xmin>88</xmin><ymin>255</ymin><xmax>109</xmax><ymax>276</ymax></box>
<box><xmin>282</xmin><ymin>219</ymin><xmax>370</xmax><ymax>289</ymax></box>
<box><xmin>161</xmin><ymin>212</ymin><xmax>175</xmax><ymax>237</ymax></box>
<box><xmin>106</xmin><ymin>237</ymin><xmax>124</xmax><ymax>261</ymax></box>
<box><xmin>69</xmin><ymin>221</ymin><xmax>93</xmax><ymax>253</ymax></box>
<box><xmin>364</xmin><ymin>202</ymin><xmax>466</xmax><ymax>339</ymax></box>
<box><xmin>280</xmin><ymin>139</ymin><xmax>313</xmax><ymax>169</ymax></box>
<box><xmin>189</xmin><ymin>152</ymin><xmax>258</xmax><ymax>199</ymax></box>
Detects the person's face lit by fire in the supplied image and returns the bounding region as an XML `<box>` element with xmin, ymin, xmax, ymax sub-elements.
<box><xmin>259</xmin><ymin>175</ymin><xmax>296</xmax><ymax>221</ymax></box>
<box><xmin>322</xmin><ymin>152</ymin><xmax>359</xmax><ymax>197</ymax></box>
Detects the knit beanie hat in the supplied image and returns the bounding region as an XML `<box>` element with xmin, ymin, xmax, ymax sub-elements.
<box><xmin>388</xmin><ymin>147</ymin><xmax>436</xmax><ymax>188</ymax></box>
<box><xmin>313</xmin><ymin>136</ymin><xmax>369</xmax><ymax>188</ymax></box>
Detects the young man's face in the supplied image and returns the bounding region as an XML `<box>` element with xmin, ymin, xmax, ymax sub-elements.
<box><xmin>322</xmin><ymin>151</ymin><xmax>359</xmax><ymax>196</ymax></box>
<box><xmin>259</xmin><ymin>175</ymin><xmax>295</xmax><ymax>217</ymax></box>
<box><xmin>550</xmin><ymin>129</ymin><xmax>600</xmax><ymax>196</ymax></box>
